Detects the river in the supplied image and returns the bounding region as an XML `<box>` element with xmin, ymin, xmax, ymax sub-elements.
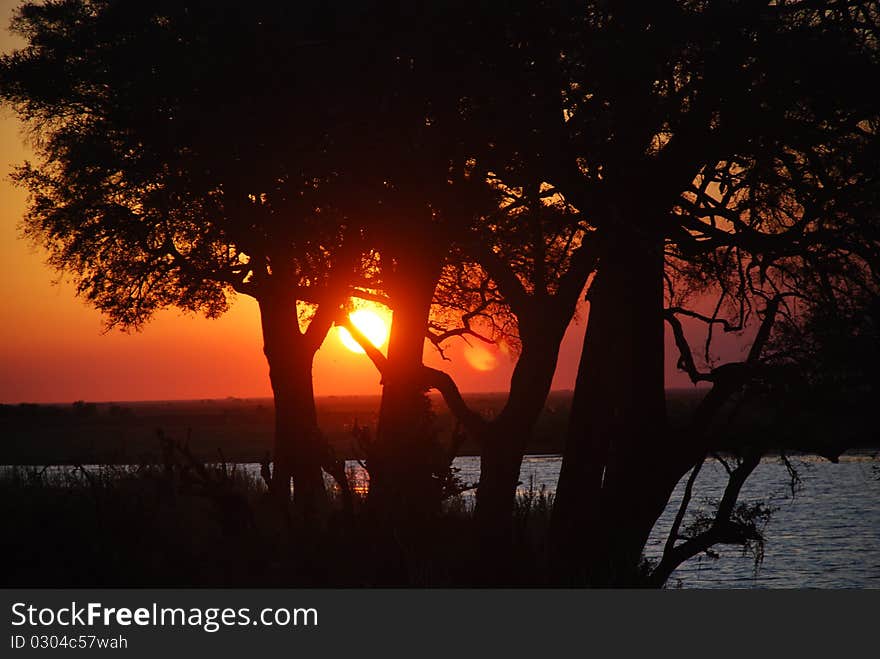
<box><xmin>7</xmin><ymin>453</ymin><xmax>878</xmax><ymax>587</ymax></box>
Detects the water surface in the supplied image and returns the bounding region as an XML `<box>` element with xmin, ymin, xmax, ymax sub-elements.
<box><xmin>402</xmin><ymin>454</ymin><xmax>880</xmax><ymax>588</ymax></box>
<box><xmin>9</xmin><ymin>454</ymin><xmax>878</xmax><ymax>587</ymax></box>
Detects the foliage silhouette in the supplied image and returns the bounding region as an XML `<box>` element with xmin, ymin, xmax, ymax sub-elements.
<box><xmin>2</xmin><ymin>0</ymin><xmax>879</xmax><ymax>587</ymax></box>
<box><xmin>0</xmin><ymin>0</ymin><xmax>377</xmax><ymax>511</ymax></box>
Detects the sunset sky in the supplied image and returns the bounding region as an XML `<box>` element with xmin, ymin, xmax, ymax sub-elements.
<box><xmin>0</xmin><ymin>1</ymin><xmax>707</xmax><ymax>404</ymax></box>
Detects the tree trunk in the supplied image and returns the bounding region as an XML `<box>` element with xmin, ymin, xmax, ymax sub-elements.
<box><xmin>550</xmin><ymin>221</ymin><xmax>667</xmax><ymax>586</ymax></box>
<box><xmin>367</xmin><ymin>250</ymin><xmax>444</xmax><ymax>525</ymax></box>
<box><xmin>475</xmin><ymin>326</ymin><xmax>566</xmax><ymax>579</ymax></box>
<box><xmin>258</xmin><ymin>293</ymin><xmax>328</xmax><ymax>517</ymax></box>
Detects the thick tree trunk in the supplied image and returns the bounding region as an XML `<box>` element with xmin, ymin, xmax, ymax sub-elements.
<box><xmin>258</xmin><ymin>294</ymin><xmax>328</xmax><ymax>517</ymax></box>
<box><xmin>367</xmin><ymin>250</ymin><xmax>444</xmax><ymax>525</ymax></box>
<box><xmin>550</xmin><ymin>221</ymin><xmax>667</xmax><ymax>585</ymax></box>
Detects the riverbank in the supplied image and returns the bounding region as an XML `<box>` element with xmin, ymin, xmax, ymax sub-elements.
<box><xmin>4</xmin><ymin>390</ymin><xmax>877</xmax><ymax>466</ymax></box>
<box><xmin>0</xmin><ymin>392</ymin><xmax>573</xmax><ymax>465</ymax></box>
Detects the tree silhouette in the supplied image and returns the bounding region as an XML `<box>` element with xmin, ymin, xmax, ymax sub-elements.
<box><xmin>318</xmin><ymin>2</ymin><xmax>507</xmax><ymax>527</ymax></box>
<box><xmin>533</xmin><ymin>1</ymin><xmax>880</xmax><ymax>584</ymax></box>
<box><xmin>0</xmin><ymin>0</ymin><xmax>370</xmax><ymax>511</ymax></box>
<box><xmin>310</xmin><ymin>1</ymin><xmax>880</xmax><ymax>582</ymax></box>
<box><xmin>428</xmin><ymin>180</ymin><xmax>595</xmax><ymax>571</ymax></box>
<box><xmin>3</xmin><ymin>0</ymin><xmax>879</xmax><ymax>587</ymax></box>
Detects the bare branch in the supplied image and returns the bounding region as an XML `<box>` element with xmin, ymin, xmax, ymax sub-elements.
<box><xmin>650</xmin><ymin>450</ymin><xmax>762</xmax><ymax>586</ymax></box>
<box><xmin>663</xmin><ymin>454</ymin><xmax>706</xmax><ymax>559</ymax></box>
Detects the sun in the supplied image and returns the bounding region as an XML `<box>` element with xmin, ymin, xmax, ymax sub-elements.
<box><xmin>338</xmin><ymin>308</ymin><xmax>389</xmax><ymax>354</ymax></box>
<box><xmin>464</xmin><ymin>343</ymin><xmax>498</xmax><ymax>371</ymax></box>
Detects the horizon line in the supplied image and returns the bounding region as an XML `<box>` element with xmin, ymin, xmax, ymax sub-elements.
<box><xmin>1</xmin><ymin>386</ymin><xmax>711</xmax><ymax>407</ymax></box>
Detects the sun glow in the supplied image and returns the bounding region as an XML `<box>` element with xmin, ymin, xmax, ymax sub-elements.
<box><xmin>464</xmin><ymin>343</ymin><xmax>498</xmax><ymax>371</ymax></box>
<box><xmin>338</xmin><ymin>308</ymin><xmax>389</xmax><ymax>354</ymax></box>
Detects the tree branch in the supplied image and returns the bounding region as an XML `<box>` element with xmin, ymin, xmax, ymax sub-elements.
<box><xmin>335</xmin><ymin>315</ymin><xmax>487</xmax><ymax>438</ymax></box>
<box><xmin>650</xmin><ymin>449</ymin><xmax>762</xmax><ymax>586</ymax></box>
<box><xmin>335</xmin><ymin>315</ymin><xmax>388</xmax><ymax>376</ymax></box>
<box><xmin>663</xmin><ymin>454</ymin><xmax>706</xmax><ymax>559</ymax></box>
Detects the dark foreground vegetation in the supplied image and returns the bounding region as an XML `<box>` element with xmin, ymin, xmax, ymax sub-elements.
<box><xmin>4</xmin><ymin>432</ymin><xmax>877</xmax><ymax>588</ymax></box>
<box><xmin>0</xmin><ymin>460</ymin><xmax>556</xmax><ymax>588</ymax></box>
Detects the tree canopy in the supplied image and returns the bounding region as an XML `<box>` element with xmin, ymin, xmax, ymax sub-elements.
<box><xmin>3</xmin><ymin>0</ymin><xmax>879</xmax><ymax>586</ymax></box>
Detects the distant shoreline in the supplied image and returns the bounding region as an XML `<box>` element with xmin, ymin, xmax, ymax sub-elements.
<box><xmin>2</xmin><ymin>391</ymin><xmax>876</xmax><ymax>465</ymax></box>
<box><xmin>1</xmin><ymin>387</ymin><xmax>717</xmax><ymax>407</ymax></box>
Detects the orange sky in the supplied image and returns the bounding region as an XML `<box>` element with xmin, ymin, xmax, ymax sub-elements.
<box><xmin>0</xmin><ymin>89</ymin><xmax>590</xmax><ymax>403</ymax></box>
<box><xmin>0</xmin><ymin>1</ymin><xmax>702</xmax><ymax>404</ymax></box>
